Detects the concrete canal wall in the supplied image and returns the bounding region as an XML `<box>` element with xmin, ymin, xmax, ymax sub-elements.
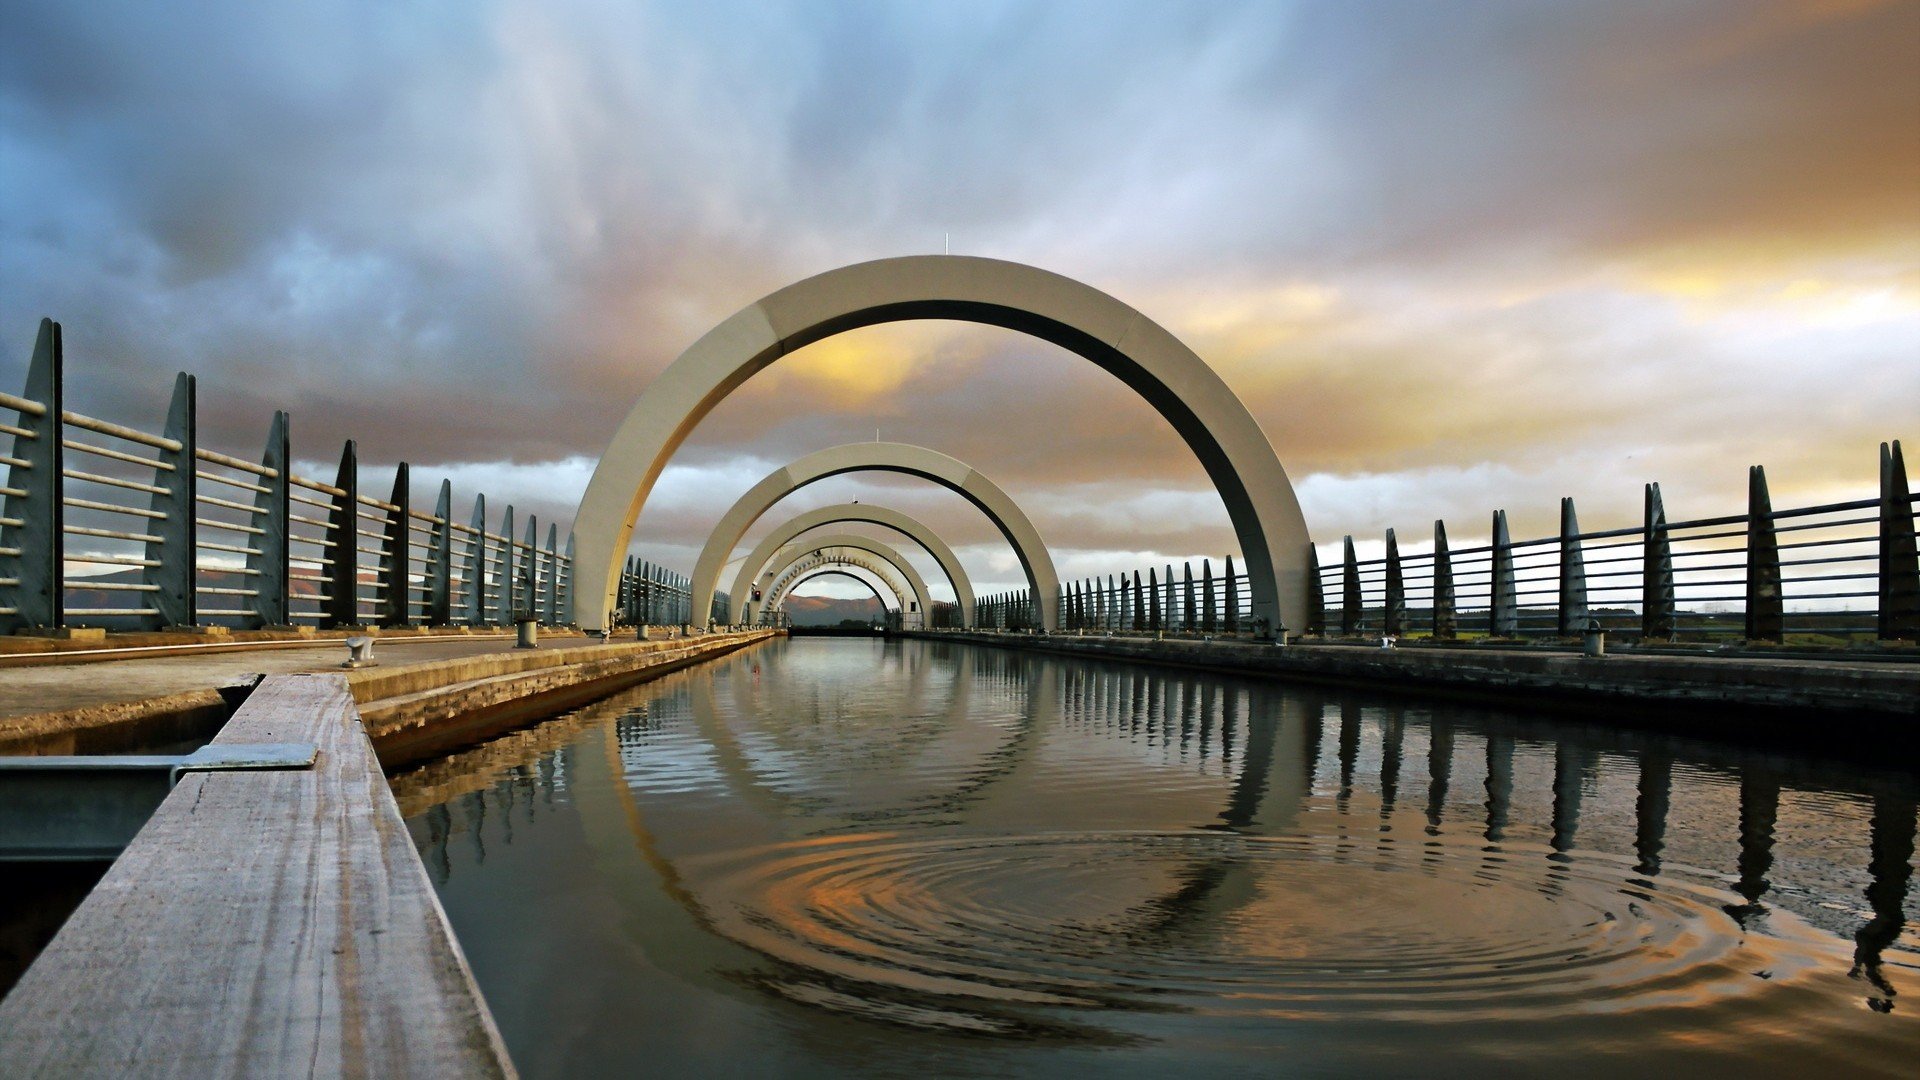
<box><xmin>0</xmin><ymin>629</ymin><xmax>775</xmax><ymax>757</ymax></box>
<box><xmin>0</xmin><ymin>629</ymin><xmax>777</xmax><ymax>1075</ymax></box>
<box><xmin>905</xmin><ymin>631</ymin><xmax>1920</xmax><ymax>741</ymax></box>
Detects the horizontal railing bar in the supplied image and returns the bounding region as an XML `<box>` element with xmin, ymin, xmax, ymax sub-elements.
<box><xmin>289</xmin><ymin>476</ymin><xmax>346</xmax><ymax>498</ymax></box>
<box><xmin>63</xmin><ymin>497</ymin><xmax>165</xmax><ymax>520</ymax></box>
<box><xmin>0</xmin><ymin>423</ymin><xmax>33</xmax><ymax>440</ymax></box>
<box><xmin>60</xmin><ymin>410</ymin><xmax>181</xmax><ymax>452</ymax></box>
<box><xmin>289</xmin><ymin>491</ymin><xmax>337</xmax><ymax>513</ymax></box>
<box><xmin>63</xmin><ymin>469</ymin><xmax>166</xmax><ymax>496</ymax></box>
<box><xmin>196</xmin><ymin>470</ymin><xmax>271</xmax><ymax>495</ymax></box>
<box><xmin>197</xmin><ymin>541</ymin><xmax>260</xmax><ymax>557</ymax></box>
<box><xmin>196</xmin><ymin>517</ymin><xmax>265</xmax><ymax>536</ymax></box>
<box><xmin>63</xmin><ymin>524</ymin><xmax>160</xmax><ymax>543</ymax></box>
<box><xmin>62</xmin><ymin>607</ymin><xmax>156</xmax><ymax>617</ymax></box>
<box><xmin>64</xmin><ymin>554</ymin><xmax>160</xmax><ymax>568</ymax></box>
<box><xmin>63</xmin><ymin>438</ymin><xmax>174</xmax><ymax>472</ymax></box>
<box><xmin>0</xmin><ymin>390</ymin><xmax>47</xmax><ymax>417</ymax></box>
<box><xmin>192</xmin><ymin>447</ymin><xmax>277</xmax><ymax>477</ymax></box>
<box><xmin>197</xmin><ymin>493</ymin><xmax>259</xmax><ymax>515</ymax></box>
<box><xmin>69</xmin><ymin>581</ymin><xmax>161</xmax><ymax>593</ymax></box>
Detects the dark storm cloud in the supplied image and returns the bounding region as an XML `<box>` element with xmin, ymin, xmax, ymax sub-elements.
<box><xmin>1</xmin><ymin>0</ymin><xmax>1913</xmax><ymax>578</ymax></box>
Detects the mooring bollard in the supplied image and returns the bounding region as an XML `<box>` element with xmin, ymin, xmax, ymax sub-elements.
<box><xmin>516</xmin><ymin>618</ymin><xmax>538</xmax><ymax>649</ymax></box>
<box><xmin>341</xmin><ymin>635</ymin><xmax>376</xmax><ymax>669</ymax></box>
<box><xmin>1583</xmin><ymin>618</ymin><xmax>1607</xmax><ymax>658</ymax></box>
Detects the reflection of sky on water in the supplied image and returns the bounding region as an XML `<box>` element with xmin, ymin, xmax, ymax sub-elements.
<box><xmin>398</xmin><ymin>638</ymin><xmax>1917</xmax><ymax>1075</ymax></box>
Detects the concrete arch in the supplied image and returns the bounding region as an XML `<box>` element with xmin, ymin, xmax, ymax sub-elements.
<box><xmin>727</xmin><ymin>503</ymin><xmax>975</xmax><ymax>627</ymax></box>
<box><xmin>760</xmin><ymin>537</ymin><xmax>931</xmax><ymax>626</ymax></box>
<box><xmin>685</xmin><ymin>442</ymin><xmax>1055</xmax><ymax>632</ymax></box>
<box><xmin>572</xmin><ymin>255</ymin><xmax>1310</xmax><ymax>635</ymax></box>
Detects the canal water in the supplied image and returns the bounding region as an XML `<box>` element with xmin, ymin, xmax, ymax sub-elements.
<box><xmin>396</xmin><ymin>638</ymin><xmax>1917</xmax><ymax>1077</ymax></box>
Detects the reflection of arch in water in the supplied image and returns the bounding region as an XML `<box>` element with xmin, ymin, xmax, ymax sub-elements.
<box><xmin>573</xmin><ymin>255</ymin><xmax>1314</xmax><ymax>634</ymax></box>
<box><xmin>727</xmin><ymin>503</ymin><xmax>975</xmax><ymax>627</ymax></box>
<box><xmin>683</xmin><ymin>442</ymin><xmax>1056</xmax><ymax>631</ymax></box>
<box><xmin>401</xmin><ymin>652</ymin><xmax>1920</xmax><ymax>1035</ymax></box>
<box><xmin>761</xmin><ymin>536</ymin><xmax>932</xmax><ymax>625</ymax></box>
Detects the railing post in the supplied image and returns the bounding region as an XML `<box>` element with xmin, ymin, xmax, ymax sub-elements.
<box><xmin>1642</xmin><ymin>483</ymin><xmax>1675</xmax><ymax>641</ymax></box>
<box><xmin>637</xmin><ymin>553</ymin><xmax>652</xmax><ymax>622</ymax></box>
<box><xmin>322</xmin><ymin>441</ymin><xmax>358</xmax><ymax>630</ymax></box>
<box><xmin>380</xmin><ymin>463</ymin><xmax>410</xmax><ymax>627</ymax></box>
<box><xmin>1</xmin><ymin>319</ymin><xmax>63</xmax><ymax>632</ymax></box>
<box><xmin>495</xmin><ymin>505</ymin><xmax>515</xmax><ymax>625</ymax></box>
<box><xmin>1880</xmin><ymin>440</ymin><xmax>1918</xmax><ymax>641</ymax></box>
<box><xmin>561</xmin><ymin>531</ymin><xmax>575</xmax><ymax>626</ymax></box>
<box><xmin>465</xmin><ymin>494</ymin><xmax>487</xmax><ymax>627</ymax></box>
<box><xmin>244</xmin><ymin>412</ymin><xmax>289</xmax><ymax>628</ymax></box>
<box><xmin>1148</xmin><ymin>568</ymin><xmax>1161</xmax><ymax>631</ymax></box>
<box><xmin>1383</xmin><ymin>530</ymin><xmax>1405</xmax><ymax>637</ymax></box>
<box><xmin>519</xmin><ymin>515</ymin><xmax>538</xmax><ymax>620</ymax></box>
<box><xmin>1304</xmin><ymin>544</ymin><xmax>1325</xmax><ymax>636</ymax></box>
<box><xmin>427</xmin><ymin>479</ymin><xmax>452</xmax><ymax>625</ymax></box>
<box><xmin>1557</xmin><ymin>498</ymin><xmax>1587</xmax><ymax>638</ymax></box>
<box><xmin>618</xmin><ymin>558</ymin><xmax>631</xmax><ymax>625</ymax></box>
<box><xmin>1223</xmin><ymin>556</ymin><xmax>1239</xmax><ymax>633</ymax></box>
<box><xmin>1432</xmin><ymin>520</ymin><xmax>1456</xmax><ymax>640</ymax></box>
<box><xmin>1183</xmin><ymin>562</ymin><xmax>1196</xmax><ymax>633</ymax></box>
<box><xmin>1202</xmin><ymin>558</ymin><xmax>1217</xmax><ymax>633</ymax></box>
<box><xmin>144</xmin><ymin>372</ymin><xmax>196</xmax><ymax>629</ymax></box>
<box><xmin>1490</xmin><ymin>509</ymin><xmax>1517</xmax><ymax>638</ymax></box>
<box><xmin>1340</xmin><ymin>536</ymin><xmax>1360</xmax><ymax>636</ymax></box>
<box><xmin>544</xmin><ymin>523</ymin><xmax>559</xmax><ymax>625</ymax></box>
<box><xmin>1745</xmin><ymin>466</ymin><xmax>1782</xmax><ymax>643</ymax></box>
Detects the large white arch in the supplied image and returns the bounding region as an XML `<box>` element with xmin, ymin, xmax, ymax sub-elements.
<box><xmin>759</xmin><ymin>536</ymin><xmax>932</xmax><ymax>627</ymax></box>
<box><xmin>685</xmin><ymin>442</ymin><xmax>1055</xmax><ymax>631</ymax></box>
<box><xmin>572</xmin><ymin>255</ymin><xmax>1311</xmax><ymax>635</ymax></box>
<box><xmin>727</xmin><ymin>503</ymin><xmax>975</xmax><ymax>627</ymax></box>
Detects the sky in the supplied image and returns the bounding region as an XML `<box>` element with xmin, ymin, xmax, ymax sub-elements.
<box><xmin>2</xmin><ymin>0</ymin><xmax>1915</xmax><ymax>602</ymax></box>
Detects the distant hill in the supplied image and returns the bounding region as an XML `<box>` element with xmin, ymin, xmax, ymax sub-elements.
<box><xmin>781</xmin><ymin>595</ymin><xmax>885</xmax><ymax>627</ymax></box>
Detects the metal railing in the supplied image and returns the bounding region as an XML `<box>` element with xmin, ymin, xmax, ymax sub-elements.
<box><xmin>1045</xmin><ymin>441</ymin><xmax>1917</xmax><ymax>646</ymax></box>
<box><xmin>1</xmin><ymin>318</ymin><xmax>693</xmax><ymax>634</ymax></box>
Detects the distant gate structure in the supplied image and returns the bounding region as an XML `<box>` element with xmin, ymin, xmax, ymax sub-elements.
<box><xmin>763</xmin><ymin>548</ymin><xmax>916</xmax><ymax>625</ymax></box>
<box><xmin>689</xmin><ymin>443</ymin><xmax>1047</xmax><ymax>630</ymax></box>
<box><xmin>728</xmin><ymin>503</ymin><xmax>974</xmax><ymax>627</ymax></box>
<box><xmin>572</xmin><ymin>255</ymin><xmax>1311</xmax><ymax>635</ymax></box>
<box><xmin>758</xmin><ymin>535</ymin><xmax>933</xmax><ymax>628</ymax></box>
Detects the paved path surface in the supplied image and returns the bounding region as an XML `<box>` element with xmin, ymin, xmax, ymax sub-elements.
<box><xmin>0</xmin><ymin>636</ymin><xmax>539</xmax><ymax>721</ymax></box>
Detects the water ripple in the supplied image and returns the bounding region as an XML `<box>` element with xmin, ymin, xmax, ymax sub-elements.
<box><xmin>690</xmin><ymin>829</ymin><xmax>1841</xmax><ymax>1027</ymax></box>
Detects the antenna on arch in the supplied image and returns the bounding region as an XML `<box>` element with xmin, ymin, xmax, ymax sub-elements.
<box><xmin>945</xmin><ymin>232</ymin><xmax>950</xmax><ymax>255</ymax></box>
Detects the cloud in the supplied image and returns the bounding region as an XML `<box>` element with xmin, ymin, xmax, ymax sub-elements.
<box><xmin>1</xmin><ymin>0</ymin><xmax>1913</xmax><ymax>591</ymax></box>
